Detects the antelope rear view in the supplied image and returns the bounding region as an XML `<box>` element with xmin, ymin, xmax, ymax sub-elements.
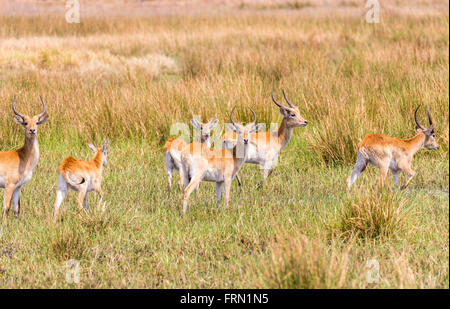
<box><xmin>53</xmin><ymin>139</ymin><xmax>110</xmax><ymax>221</ymax></box>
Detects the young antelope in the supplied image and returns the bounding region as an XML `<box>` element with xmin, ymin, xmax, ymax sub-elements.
<box><xmin>163</xmin><ymin>118</ymin><xmax>218</xmax><ymax>190</ymax></box>
<box><xmin>53</xmin><ymin>139</ymin><xmax>109</xmax><ymax>221</ymax></box>
<box><xmin>181</xmin><ymin>107</ymin><xmax>261</xmax><ymax>216</ymax></box>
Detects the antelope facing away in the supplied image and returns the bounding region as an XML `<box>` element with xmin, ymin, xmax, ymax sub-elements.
<box><xmin>347</xmin><ymin>106</ymin><xmax>439</xmax><ymax>189</ymax></box>
<box><xmin>222</xmin><ymin>90</ymin><xmax>308</xmax><ymax>187</ymax></box>
<box><xmin>0</xmin><ymin>96</ymin><xmax>48</xmax><ymax>220</ymax></box>
<box><xmin>163</xmin><ymin>117</ymin><xmax>218</xmax><ymax>190</ymax></box>
<box><xmin>53</xmin><ymin>139</ymin><xmax>109</xmax><ymax>221</ymax></box>
<box><xmin>181</xmin><ymin>107</ymin><xmax>261</xmax><ymax>216</ymax></box>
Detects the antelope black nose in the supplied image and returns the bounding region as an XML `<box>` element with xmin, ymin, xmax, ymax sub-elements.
<box><xmin>29</xmin><ymin>129</ymin><xmax>36</xmax><ymax>134</ymax></box>
<box><xmin>244</xmin><ymin>139</ymin><xmax>248</xmax><ymax>144</ymax></box>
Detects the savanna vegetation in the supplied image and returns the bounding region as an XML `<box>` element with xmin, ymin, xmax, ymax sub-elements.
<box><xmin>0</xmin><ymin>1</ymin><xmax>448</xmax><ymax>288</ymax></box>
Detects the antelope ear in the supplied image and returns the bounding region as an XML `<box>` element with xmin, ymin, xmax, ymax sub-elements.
<box><xmin>14</xmin><ymin>115</ymin><xmax>24</xmax><ymax>125</ymax></box>
<box><xmin>249</xmin><ymin>123</ymin><xmax>263</xmax><ymax>133</ymax></box>
<box><xmin>424</xmin><ymin>126</ymin><xmax>434</xmax><ymax>136</ymax></box>
<box><xmin>226</xmin><ymin>123</ymin><xmax>237</xmax><ymax>132</ymax></box>
<box><xmin>37</xmin><ymin>113</ymin><xmax>49</xmax><ymax>125</ymax></box>
<box><xmin>222</xmin><ymin>140</ymin><xmax>235</xmax><ymax>149</ymax></box>
<box><xmin>102</xmin><ymin>139</ymin><xmax>109</xmax><ymax>152</ymax></box>
<box><xmin>279</xmin><ymin>106</ymin><xmax>288</xmax><ymax>117</ymax></box>
<box><xmin>208</xmin><ymin>119</ymin><xmax>219</xmax><ymax>130</ymax></box>
<box><xmin>190</xmin><ymin>119</ymin><xmax>201</xmax><ymax>129</ymax></box>
<box><xmin>88</xmin><ymin>143</ymin><xmax>97</xmax><ymax>153</ymax></box>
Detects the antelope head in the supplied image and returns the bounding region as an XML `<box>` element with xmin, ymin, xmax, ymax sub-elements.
<box><xmin>12</xmin><ymin>96</ymin><xmax>49</xmax><ymax>138</ymax></box>
<box><xmin>272</xmin><ymin>90</ymin><xmax>308</xmax><ymax>128</ymax></box>
<box><xmin>226</xmin><ymin>106</ymin><xmax>262</xmax><ymax>148</ymax></box>
<box><xmin>191</xmin><ymin>117</ymin><xmax>219</xmax><ymax>146</ymax></box>
<box><xmin>414</xmin><ymin>105</ymin><xmax>439</xmax><ymax>150</ymax></box>
<box><xmin>88</xmin><ymin>139</ymin><xmax>110</xmax><ymax>167</ymax></box>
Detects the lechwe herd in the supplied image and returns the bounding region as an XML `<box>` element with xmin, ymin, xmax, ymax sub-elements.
<box><xmin>0</xmin><ymin>92</ymin><xmax>442</xmax><ymax>221</ymax></box>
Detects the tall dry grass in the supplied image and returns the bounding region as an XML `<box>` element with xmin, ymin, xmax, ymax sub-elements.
<box><xmin>257</xmin><ymin>230</ymin><xmax>354</xmax><ymax>288</ymax></box>
<box><xmin>338</xmin><ymin>188</ymin><xmax>409</xmax><ymax>240</ymax></box>
<box><xmin>0</xmin><ymin>14</ymin><xmax>448</xmax><ymax>165</ymax></box>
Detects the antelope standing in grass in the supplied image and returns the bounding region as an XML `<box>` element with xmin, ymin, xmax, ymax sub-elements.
<box><xmin>53</xmin><ymin>139</ymin><xmax>109</xmax><ymax>221</ymax></box>
<box><xmin>163</xmin><ymin>117</ymin><xmax>218</xmax><ymax>190</ymax></box>
<box><xmin>222</xmin><ymin>90</ymin><xmax>308</xmax><ymax>187</ymax></box>
<box><xmin>347</xmin><ymin>106</ymin><xmax>439</xmax><ymax>189</ymax></box>
<box><xmin>181</xmin><ymin>107</ymin><xmax>261</xmax><ymax>216</ymax></box>
<box><xmin>0</xmin><ymin>96</ymin><xmax>48</xmax><ymax>220</ymax></box>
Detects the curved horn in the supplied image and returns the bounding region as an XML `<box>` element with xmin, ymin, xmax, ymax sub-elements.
<box><xmin>230</xmin><ymin>106</ymin><xmax>237</xmax><ymax>127</ymax></box>
<box><xmin>248</xmin><ymin>107</ymin><xmax>256</xmax><ymax>126</ymax></box>
<box><xmin>427</xmin><ymin>105</ymin><xmax>433</xmax><ymax>127</ymax></box>
<box><xmin>271</xmin><ymin>91</ymin><xmax>283</xmax><ymax>108</ymax></box>
<box><xmin>282</xmin><ymin>90</ymin><xmax>294</xmax><ymax>108</ymax></box>
<box><xmin>12</xmin><ymin>96</ymin><xmax>25</xmax><ymax>120</ymax></box>
<box><xmin>38</xmin><ymin>96</ymin><xmax>47</xmax><ymax>118</ymax></box>
<box><xmin>414</xmin><ymin>105</ymin><xmax>425</xmax><ymax>130</ymax></box>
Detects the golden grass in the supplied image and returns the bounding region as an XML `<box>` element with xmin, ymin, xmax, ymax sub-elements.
<box><xmin>257</xmin><ymin>230</ymin><xmax>354</xmax><ymax>288</ymax></box>
<box><xmin>338</xmin><ymin>189</ymin><xmax>409</xmax><ymax>239</ymax></box>
<box><xmin>1</xmin><ymin>13</ymin><xmax>448</xmax><ymax>165</ymax></box>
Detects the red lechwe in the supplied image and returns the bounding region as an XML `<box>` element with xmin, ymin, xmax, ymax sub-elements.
<box><xmin>222</xmin><ymin>90</ymin><xmax>308</xmax><ymax>187</ymax></box>
<box><xmin>163</xmin><ymin>117</ymin><xmax>218</xmax><ymax>191</ymax></box>
<box><xmin>347</xmin><ymin>106</ymin><xmax>439</xmax><ymax>189</ymax></box>
<box><xmin>0</xmin><ymin>96</ymin><xmax>48</xmax><ymax>221</ymax></box>
<box><xmin>53</xmin><ymin>139</ymin><xmax>109</xmax><ymax>221</ymax></box>
<box><xmin>181</xmin><ymin>107</ymin><xmax>261</xmax><ymax>216</ymax></box>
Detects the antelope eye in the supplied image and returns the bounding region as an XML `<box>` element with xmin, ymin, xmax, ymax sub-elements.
<box><xmin>290</xmin><ymin>113</ymin><xmax>296</xmax><ymax>117</ymax></box>
<box><xmin>23</xmin><ymin>122</ymin><xmax>28</xmax><ymax>126</ymax></box>
<box><xmin>432</xmin><ymin>134</ymin><xmax>436</xmax><ymax>138</ymax></box>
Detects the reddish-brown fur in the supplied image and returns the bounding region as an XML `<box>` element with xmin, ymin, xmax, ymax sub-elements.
<box><xmin>0</xmin><ymin>97</ymin><xmax>48</xmax><ymax>221</ymax></box>
<box><xmin>347</xmin><ymin>106</ymin><xmax>439</xmax><ymax>189</ymax></box>
<box><xmin>163</xmin><ymin>118</ymin><xmax>218</xmax><ymax>191</ymax></box>
<box><xmin>53</xmin><ymin>140</ymin><xmax>109</xmax><ymax>221</ymax></box>
<box><xmin>222</xmin><ymin>91</ymin><xmax>307</xmax><ymax>187</ymax></box>
<box><xmin>181</xmin><ymin>108</ymin><xmax>260</xmax><ymax>216</ymax></box>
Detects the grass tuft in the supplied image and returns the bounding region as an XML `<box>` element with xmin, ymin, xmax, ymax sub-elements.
<box><xmin>257</xmin><ymin>229</ymin><xmax>354</xmax><ymax>288</ymax></box>
<box><xmin>338</xmin><ymin>188</ymin><xmax>408</xmax><ymax>240</ymax></box>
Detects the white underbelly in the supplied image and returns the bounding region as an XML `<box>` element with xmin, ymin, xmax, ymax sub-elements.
<box><xmin>244</xmin><ymin>147</ymin><xmax>264</xmax><ymax>164</ymax></box>
<box><xmin>87</xmin><ymin>181</ymin><xmax>95</xmax><ymax>192</ymax></box>
<box><xmin>389</xmin><ymin>158</ymin><xmax>399</xmax><ymax>171</ymax></box>
<box><xmin>202</xmin><ymin>169</ymin><xmax>224</xmax><ymax>182</ymax></box>
<box><xmin>17</xmin><ymin>172</ymin><xmax>33</xmax><ymax>187</ymax></box>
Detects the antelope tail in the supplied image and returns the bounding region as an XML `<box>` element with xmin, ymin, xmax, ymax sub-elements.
<box><xmin>359</xmin><ymin>147</ymin><xmax>370</xmax><ymax>160</ymax></box>
<box><xmin>180</xmin><ymin>154</ymin><xmax>191</xmax><ymax>186</ymax></box>
<box><xmin>63</xmin><ymin>172</ymin><xmax>85</xmax><ymax>186</ymax></box>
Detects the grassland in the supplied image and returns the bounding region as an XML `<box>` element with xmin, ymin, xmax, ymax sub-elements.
<box><xmin>0</xmin><ymin>2</ymin><xmax>448</xmax><ymax>288</ymax></box>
